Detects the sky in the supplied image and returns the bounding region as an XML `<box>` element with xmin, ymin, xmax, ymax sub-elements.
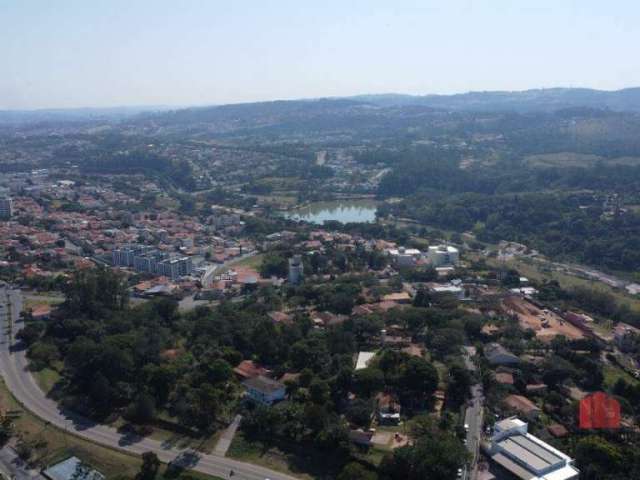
<box><xmin>1</xmin><ymin>0</ymin><xmax>639</xmax><ymax>110</ymax></box>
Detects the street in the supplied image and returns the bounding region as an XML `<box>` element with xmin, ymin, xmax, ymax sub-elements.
<box><xmin>462</xmin><ymin>346</ymin><xmax>484</xmax><ymax>480</ymax></box>
<box><xmin>0</xmin><ymin>286</ymin><xmax>298</xmax><ymax>480</ymax></box>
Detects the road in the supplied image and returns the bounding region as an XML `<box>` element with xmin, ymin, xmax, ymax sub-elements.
<box><xmin>462</xmin><ymin>347</ymin><xmax>484</xmax><ymax>480</ymax></box>
<box><xmin>0</xmin><ymin>287</ymin><xmax>298</xmax><ymax>480</ymax></box>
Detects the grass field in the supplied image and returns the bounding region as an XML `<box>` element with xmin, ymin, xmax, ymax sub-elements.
<box><xmin>228</xmin><ymin>433</ymin><xmax>337</xmax><ymax>480</ymax></box>
<box><xmin>603</xmin><ymin>363</ymin><xmax>640</xmax><ymax>388</ymax></box>
<box><xmin>31</xmin><ymin>367</ymin><xmax>61</xmax><ymax>396</ymax></box>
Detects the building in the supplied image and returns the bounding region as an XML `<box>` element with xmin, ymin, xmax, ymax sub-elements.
<box><xmin>484</xmin><ymin>343</ymin><xmax>520</xmax><ymax>366</ymax></box>
<box><xmin>0</xmin><ymin>197</ymin><xmax>13</xmax><ymax>220</ymax></box>
<box><xmin>504</xmin><ymin>395</ymin><xmax>541</xmax><ymax>420</ymax></box>
<box><xmin>376</xmin><ymin>392</ymin><xmax>401</xmax><ymax>424</ymax></box>
<box><xmin>111</xmin><ymin>245</ymin><xmax>192</xmax><ymax>280</ymax></box>
<box><xmin>43</xmin><ymin>456</ymin><xmax>104</xmax><ymax>480</ymax></box>
<box><xmin>427</xmin><ymin>245</ymin><xmax>459</xmax><ymax>267</ymax></box>
<box><xmin>355</xmin><ymin>351</ymin><xmax>376</xmax><ymax>370</ymax></box>
<box><xmin>613</xmin><ymin>322</ymin><xmax>640</xmax><ymax>352</ymax></box>
<box><xmin>288</xmin><ymin>255</ymin><xmax>304</xmax><ymax>284</ymax></box>
<box><xmin>488</xmin><ymin>417</ymin><xmax>579</xmax><ymax>480</ymax></box>
<box><xmin>243</xmin><ymin>375</ymin><xmax>286</xmax><ymax>406</ymax></box>
<box><xmin>387</xmin><ymin>247</ymin><xmax>422</xmax><ymax>268</ymax></box>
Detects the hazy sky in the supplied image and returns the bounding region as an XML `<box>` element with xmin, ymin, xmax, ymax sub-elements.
<box><xmin>1</xmin><ymin>0</ymin><xmax>639</xmax><ymax>109</ymax></box>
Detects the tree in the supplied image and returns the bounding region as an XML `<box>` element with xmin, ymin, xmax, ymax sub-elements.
<box><xmin>575</xmin><ymin>436</ymin><xmax>622</xmax><ymax>479</ymax></box>
<box><xmin>126</xmin><ymin>393</ymin><xmax>156</xmax><ymax>424</ymax></box>
<box><xmin>398</xmin><ymin>357</ymin><xmax>438</xmax><ymax>401</ymax></box>
<box><xmin>137</xmin><ymin>452</ymin><xmax>160</xmax><ymax>480</ymax></box>
<box><xmin>353</xmin><ymin>368</ymin><xmax>384</xmax><ymax>397</ymax></box>
<box><xmin>447</xmin><ymin>364</ymin><xmax>471</xmax><ymax>406</ymax></box>
<box><xmin>345</xmin><ymin>398</ymin><xmax>374</xmax><ymax>428</ymax></box>
<box><xmin>338</xmin><ymin>462</ymin><xmax>377</xmax><ymax>480</ymax></box>
<box><xmin>380</xmin><ymin>431</ymin><xmax>467</xmax><ymax>480</ymax></box>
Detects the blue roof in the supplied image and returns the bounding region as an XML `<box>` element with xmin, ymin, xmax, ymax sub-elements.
<box><xmin>43</xmin><ymin>457</ymin><xmax>104</xmax><ymax>480</ymax></box>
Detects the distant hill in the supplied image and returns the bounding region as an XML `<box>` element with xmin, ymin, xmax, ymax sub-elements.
<box><xmin>350</xmin><ymin>88</ymin><xmax>640</xmax><ymax>112</ymax></box>
<box><xmin>0</xmin><ymin>105</ymin><xmax>174</xmax><ymax>126</ymax></box>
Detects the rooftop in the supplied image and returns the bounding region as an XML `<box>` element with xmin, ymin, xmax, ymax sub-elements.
<box><xmin>243</xmin><ymin>375</ymin><xmax>285</xmax><ymax>394</ymax></box>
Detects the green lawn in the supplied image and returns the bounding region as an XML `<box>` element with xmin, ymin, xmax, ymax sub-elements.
<box><xmin>228</xmin><ymin>433</ymin><xmax>338</xmax><ymax>480</ymax></box>
<box><xmin>31</xmin><ymin>367</ymin><xmax>61</xmax><ymax>396</ymax></box>
<box><xmin>603</xmin><ymin>363</ymin><xmax>640</xmax><ymax>388</ymax></box>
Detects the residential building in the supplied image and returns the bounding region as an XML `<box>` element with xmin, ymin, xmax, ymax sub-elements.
<box><xmin>484</xmin><ymin>343</ymin><xmax>520</xmax><ymax>366</ymax></box>
<box><xmin>355</xmin><ymin>351</ymin><xmax>376</xmax><ymax>370</ymax></box>
<box><xmin>488</xmin><ymin>417</ymin><xmax>579</xmax><ymax>480</ymax></box>
<box><xmin>0</xmin><ymin>197</ymin><xmax>13</xmax><ymax>220</ymax></box>
<box><xmin>376</xmin><ymin>392</ymin><xmax>401</xmax><ymax>424</ymax></box>
<box><xmin>111</xmin><ymin>245</ymin><xmax>192</xmax><ymax>280</ymax></box>
<box><xmin>288</xmin><ymin>254</ymin><xmax>304</xmax><ymax>284</ymax></box>
<box><xmin>427</xmin><ymin>245</ymin><xmax>459</xmax><ymax>267</ymax></box>
<box><xmin>243</xmin><ymin>375</ymin><xmax>286</xmax><ymax>406</ymax></box>
<box><xmin>613</xmin><ymin>322</ymin><xmax>640</xmax><ymax>352</ymax></box>
<box><xmin>387</xmin><ymin>247</ymin><xmax>422</xmax><ymax>268</ymax></box>
<box><xmin>504</xmin><ymin>394</ymin><xmax>541</xmax><ymax>420</ymax></box>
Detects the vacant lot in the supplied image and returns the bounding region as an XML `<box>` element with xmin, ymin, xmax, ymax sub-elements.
<box><xmin>503</xmin><ymin>296</ymin><xmax>584</xmax><ymax>341</ymax></box>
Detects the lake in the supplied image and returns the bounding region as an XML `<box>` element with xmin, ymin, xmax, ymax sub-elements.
<box><xmin>285</xmin><ymin>199</ymin><xmax>378</xmax><ymax>224</ymax></box>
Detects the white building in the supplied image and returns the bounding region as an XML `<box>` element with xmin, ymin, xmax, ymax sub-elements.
<box><xmin>427</xmin><ymin>245</ymin><xmax>459</xmax><ymax>267</ymax></box>
<box><xmin>355</xmin><ymin>351</ymin><xmax>376</xmax><ymax>370</ymax></box>
<box><xmin>489</xmin><ymin>417</ymin><xmax>579</xmax><ymax>480</ymax></box>
<box><xmin>243</xmin><ymin>375</ymin><xmax>286</xmax><ymax>406</ymax></box>
<box><xmin>0</xmin><ymin>197</ymin><xmax>13</xmax><ymax>220</ymax></box>
<box><xmin>387</xmin><ymin>247</ymin><xmax>422</xmax><ymax>268</ymax></box>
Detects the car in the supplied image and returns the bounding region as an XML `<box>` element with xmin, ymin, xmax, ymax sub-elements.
<box><xmin>464</xmin><ymin>423</ymin><xmax>469</xmax><ymax>431</ymax></box>
<box><xmin>457</xmin><ymin>467</ymin><xmax>463</xmax><ymax>478</ymax></box>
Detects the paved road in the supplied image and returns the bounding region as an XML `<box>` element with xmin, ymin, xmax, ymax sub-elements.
<box><xmin>214</xmin><ymin>415</ymin><xmax>242</xmax><ymax>456</ymax></box>
<box><xmin>0</xmin><ymin>288</ymin><xmax>298</xmax><ymax>480</ymax></box>
<box><xmin>0</xmin><ymin>445</ymin><xmax>45</xmax><ymax>480</ymax></box>
<box><xmin>462</xmin><ymin>347</ymin><xmax>484</xmax><ymax>480</ymax></box>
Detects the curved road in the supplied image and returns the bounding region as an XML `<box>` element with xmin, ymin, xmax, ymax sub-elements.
<box><xmin>0</xmin><ymin>288</ymin><xmax>297</xmax><ymax>480</ymax></box>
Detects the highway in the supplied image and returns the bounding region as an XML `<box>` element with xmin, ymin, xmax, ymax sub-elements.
<box><xmin>0</xmin><ymin>287</ymin><xmax>298</xmax><ymax>480</ymax></box>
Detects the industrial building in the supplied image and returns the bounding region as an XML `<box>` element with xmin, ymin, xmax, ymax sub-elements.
<box><xmin>111</xmin><ymin>245</ymin><xmax>193</xmax><ymax>280</ymax></box>
<box><xmin>488</xmin><ymin>417</ymin><xmax>579</xmax><ymax>480</ymax></box>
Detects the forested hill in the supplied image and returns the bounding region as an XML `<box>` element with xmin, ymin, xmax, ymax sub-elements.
<box><xmin>351</xmin><ymin>87</ymin><xmax>640</xmax><ymax>112</ymax></box>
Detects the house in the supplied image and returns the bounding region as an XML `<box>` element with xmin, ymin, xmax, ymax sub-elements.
<box><xmin>495</xmin><ymin>372</ymin><xmax>514</xmax><ymax>385</ymax></box>
<box><xmin>548</xmin><ymin>423</ymin><xmax>569</xmax><ymax>438</ymax></box>
<box><xmin>613</xmin><ymin>322</ymin><xmax>640</xmax><ymax>352</ymax></box>
<box><xmin>268</xmin><ymin>311</ymin><xmax>293</xmax><ymax>325</ymax></box>
<box><xmin>488</xmin><ymin>417</ymin><xmax>579</xmax><ymax>480</ymax></box>
<box><xmin>504</xmin><ymin>394</ymin><xmax>541</xmax><ymax>420</ymax></box>
<box><xmin>31</xmin><ymin>304</ymin><xmax>52</xmax><ymax>320</ymax></box>
<box><xmin>526</xmin><ymin>383</ymin><xmax>548</xmax><ymax>395</ymax></box>
<box><xmin>243</xmin><ymin>375</ymin><xmax>286</xmax><ymax>406</ymax></box>
<box><xmin>233</xmin><ymin>360</ymin><xmax>269</xmax><ymax>380</ymax></box>
<box><xmin>349</xmin><ymin>429</ymin><xmax>373</xmax><ymax>447</ymax></box>
<box><xmin>355</xmin><ymin>351</ymin><xmax>376</xmax><ymax>370</ymax></box>
<box><xmin>484</xmin><ymin>343</ymin><xmax>520</xmax><ymax>366</ymax></box>
<box><xmin>381</xmin><ymin>292</ymin><xmax>412</xmax><ymax>304</ymax></box>
<box><xmin>376</xmin><ymin>392</ymin><xmax>401</xmax><ymax>425</ymax></box>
